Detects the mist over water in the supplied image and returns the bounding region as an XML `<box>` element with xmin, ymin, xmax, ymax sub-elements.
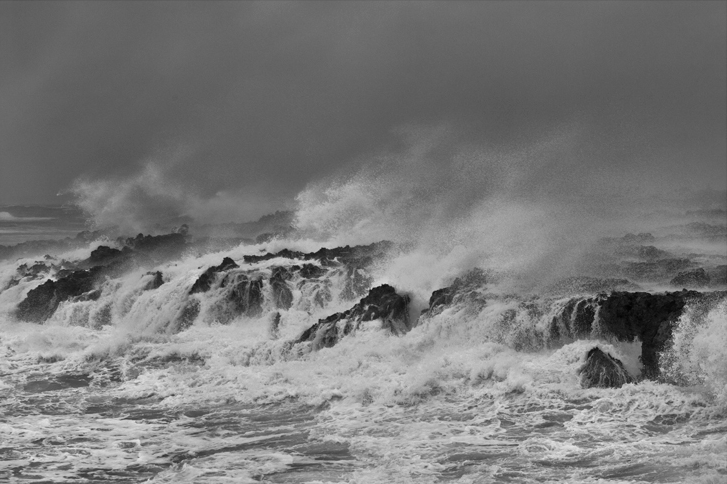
<box><xmin>2</xmin><ymin>2</ymin><xmax>726</xmax><ymax>482</ymax></box>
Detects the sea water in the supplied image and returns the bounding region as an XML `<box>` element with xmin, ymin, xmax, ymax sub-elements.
<box><xmin>0</xmin><ymin>202</ymin><xmax>726</xmax><ymax>483</ymax></box>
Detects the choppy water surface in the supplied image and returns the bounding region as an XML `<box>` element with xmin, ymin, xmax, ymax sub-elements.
<box><xmin>1</xmin><ymin>203</ymin><xmax>726</xmax><ymax>483</ymax></box>
<box><xmin>2</xmin><ymin>315</ymin><xmax>727</xmax><ymax>483</ymax></box>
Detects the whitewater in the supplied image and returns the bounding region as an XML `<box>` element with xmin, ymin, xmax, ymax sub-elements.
<box><xmin>1</xmin><ymin>182</ymin><xmax>726</xmax><ymax>483</ymax></box>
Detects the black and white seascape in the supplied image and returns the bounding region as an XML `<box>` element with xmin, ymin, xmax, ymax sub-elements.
<box><xmin>1</xmin><ymin>2</ymin><xmax>726</xmax><ymax>483</ymax></box>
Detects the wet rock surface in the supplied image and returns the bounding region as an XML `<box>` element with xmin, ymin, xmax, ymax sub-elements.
<box><xmin>143</xmin><ymin>271</ymin><xmax>165</xmax><ymax>291</ymax></box>
<box><xmin>296</xmin><ymin>284</ymin><xmax>410</xmax><ymax>350</ymax></box>
<box><xmin>189</xmin><ymin>257</ymin><xmax>239</xmax><ymax>294</ymax></box>
<box><xmin>227</xmin><ymin>275</ymin><xmax>264</xmax><ymax>317</ymax></box>
<box><xmin>595</xmin><ymin>290</ymin><xmax>699</xmax><ymax>378</ymax></box>
<box><xmin>578</xmin><ymin>347</ymin><xmax>632</xmax><ymax>389</ymax></box>
<box><xmin>15</xmin><ymin>270</ymin><xmax>97</xmax><ymax>323</ymax></box>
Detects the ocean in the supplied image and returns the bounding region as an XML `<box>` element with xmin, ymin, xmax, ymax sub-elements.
<box><xmin>0</xmin><ymin>202</ymin><xmax>726</xmax><ymax>483</ymax></box>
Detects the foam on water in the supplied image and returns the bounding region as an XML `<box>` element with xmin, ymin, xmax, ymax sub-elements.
<box><xmin>1</xmin><ymin>188</ymin><xmax>726</xmax><ymax>482</ymax></box>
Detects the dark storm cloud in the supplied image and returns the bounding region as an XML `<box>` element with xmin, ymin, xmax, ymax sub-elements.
<box><xmin>1</xmin><ymin>1</ymin><xmax>725</xmax><ymax>209</ymax></box>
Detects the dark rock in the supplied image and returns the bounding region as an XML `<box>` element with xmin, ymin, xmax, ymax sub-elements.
<box><xmin>423</xmin><ymin>268</ymin><xmax>489</xmax><ymax>315</ymax></box>
<box><xmin>228</xmin><ymin>275</ymin><xmax>264</xmax><ymax>317</ymax></box>
<box><xmin>87</xmin><ymin>246</ymin><xmax>126</xmax><ymax>266</ymax></box>
<box><xmin>548</xmin><ymin>297</ymin><xmax>596</xmax><ymax>342</ymax></box>
<box><xmin>595</xmin><ymin>290</ymin><xmax>701</xmax><ymax>378</ymax></box>
<box><xmin>270</xmin><ymin>267</ymin><xmax>293</xmax><ymax>310</ymax></box>
<box><xmin>121</xmin><ymin>232</ymin><xmax>188</xmax><ymax>261</ymax></box>
<box><xmin>171</xmin><ymin>299</ymin><xmax>200</xmax><ymax>333</ymax></box>
<box><xmin>670</xmin><ymin>268</ymin><xmax>710</xmax><ymax>288</ymax></box>
<box><xmin>243</xmin><ymin>241</ymin><xmax>393</xmax><ymax>266</ymax></box>
<box><xmin>578</xmin><ymin>347</ymin><xmax>632</xmax><ymax>388</ymax></box>
<box><xmin>299</xmin><ymin>263</ymin><xmax>326</xmax><ymax>279</ymax></box>
<box><xmin>270</xmin><ymin>312</ymin><xmax>281</xmax><ymax>339</ymax></box>
<box><xmin>426</xmin><ymin>287</ymin><xmax>455</xmax><ymax>314</ymax></box>
<box><xmin>189</xmin><ymin>257</ymin><xmax>239</xmax><ymax>294</ymax></box>
<box><xmin>296</xmin><ymin>284</ymin><xmax>410</xmax><ymax>350</ymax></box>
<box><xmin>143</xmin><ymin>271</ymin><xmax>165</xmax><ymax>291</ymax></box>
<box><xmin>15</xmin><ymin>270</ymin><xmax>96</xmax><ymax>322</ymax></box>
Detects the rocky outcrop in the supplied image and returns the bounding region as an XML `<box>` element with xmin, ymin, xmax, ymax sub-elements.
<box><xmin>189</xmin><ymin>257</ymin><xmax>239</xmax><ymax>294</ymax></box>
<box><xmin>143</xmin><ymin>271</ymin><xmax>164</xmax><ymax>291</ymax></box>
<box><xmin>119</xmin><ymin>232</ymin><xmax>188</xmax><ymax>261</ymax></box>
<box><xmin>548</xmin><ymin>297</ymin><xmax>597</xmax><ymax>342</ymax></box>
<box><xmin>578</xmin><ymin>347</ymin><xmax>632</xmax><ymax>388</ymax></box>
<box><xmin>270</xmin><ymin>267</ymin><xmax>293</xmax><ymax>310</ymax></box>
<box><xmin>296</xmin><ymin>284</ymin><xmax>410</xmax><ymax>350</ymax></box>
<box><xmin>595</xmin><ymin>290</ymin><xmax>702</xmax><ymax>378</ymax></box>
<box><xmin>243</xmin><ymin>241</ymin><xmax>393</xmax><ymax>266</ymax></box>
<box><xmin>15</xmin><ymin>269</ymin><xmax>97</xmax><ymax>322</ymax></box>
<box><xmin>244</xmin><ymin>242</ymin><xmax>390</xmax><ymax>303</ymax></box>
<box><xmin>227</xmin><ymin>275</ymin><xmax>264</xmax><ymax>317</ymax></box>
<box><xmin>423</xmin><ymin>268</ymin><xmax>489</xmax><ymax>316</ymax></box>
<box><xmin>670</xmin><ymin>268</ymin><xmax>710</xmax><ymax>288</ymax></box>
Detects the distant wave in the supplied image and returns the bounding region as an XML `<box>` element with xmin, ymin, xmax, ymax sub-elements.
<box><xmin>0</xmin><ymin>211</ymin><xmax>54</xmax><ymax>222</ymax></box>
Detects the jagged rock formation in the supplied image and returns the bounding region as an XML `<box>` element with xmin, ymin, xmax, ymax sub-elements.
<box><xmin>118</xmin><ymin>232</ymin><xmax>188</xmax><ymax>261</ymax></box>
<box><xmin>296</xmin><ymin>284</ymin><xmax>410</xmax><ymax>350</ymax></box>
<box><xmin>15</xmin><ymin>269</ymin><xmax>97</xmax><ymax>323</ymax></box>
<box><xmin>242</xmin><ymin>241</ymin><xmax>392</xmax><ymax>265</ymax></box>
<box><xmin>548</xmin><ymin>298</ymin><xmax>596</xmax><ymax>341</ymax></box>
<box><xmin>143</xmin><ymin>271</ymin><xmax>164</xmax><ymax>291</ymax></box>
<box><xmin>421</xmin><ymin>268</ymin><xmax>724</xmax><ymax>379</ymax></box>
<box><xmin>226</xmin><ymin>274</ymin><xmax>264</xmax><ymax>317</ymax></box>
<box><xmin>595</xmin><ymin>290</ymin><xmax>702</xmax><ymax>378</ymax></box>
<box><xmin>423</xmin><ymin>268</ymin><xmax>489</xmax><ymax>316</ymax></box>
<box><xmin>578</xmin><ymin>347</ymin><xmax>632</xmax><ymax>388</ymax></box>
<box><xmin>189</xmin><ymin>257</ymin><xmax>239</xmax><ymax>294</ymax></box>
<box><xmin>244</xmin><ymin>241</ymin><xmax>391</xmax><ymax>301</ymax></box>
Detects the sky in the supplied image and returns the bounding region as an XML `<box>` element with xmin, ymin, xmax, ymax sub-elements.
<box><xmin>1</xmin><ymin>1</ymin><xmax>725</xmax><ymax>224</ymax></box>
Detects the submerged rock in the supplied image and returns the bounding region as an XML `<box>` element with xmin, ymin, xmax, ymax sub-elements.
<box><xmin>578</xmin><ymin>347</ymin><xmax>632</xmax><ymax>389</ymax></box>
<box><xmin>296</xmin><ymin>284</ymin><xmax>410</xmax><ymax>350</ymax></box>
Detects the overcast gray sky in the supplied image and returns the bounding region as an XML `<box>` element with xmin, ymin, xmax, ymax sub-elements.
<box><xmin>1</xmin><ymin>1</ymin><xmax>725</xmax><ymax>218</ymax></box>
